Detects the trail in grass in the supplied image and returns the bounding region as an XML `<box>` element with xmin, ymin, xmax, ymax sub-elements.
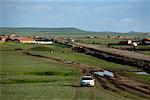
<box><xmin>20</xmin><ymin>50</ymin><xmax>150</xmax><ymax>100</ymax></box>
<box><xmin>72</xmin><ymin>69</ymin><xmax>95</xmax><ymax>100</ymax></box>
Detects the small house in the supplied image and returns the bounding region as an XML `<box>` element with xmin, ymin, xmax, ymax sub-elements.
<box><xmin>15</xmin><ymin>37</ymin><xmax>35</xmax><ymax>43</ymax></box>
<box><xmin>119</xmin><ymin>40</ymin><xmax>132</xmax><ymax>45</ymax></box>
<box><xmin>34</xmin><ymin>37</ymin><xmax>53</xmax><ymax>44</ymax></box>
<box><xmin>35</xmin><ymin>41</ymin><xmax>52</xmax><ymax>44</ymax></box>
<box><xmin>142</xmin><ymin>38</ymin><xmax>150</xmax><ymax>44</ymax></box>
<box><xmin>67</xmin><ymin>37</ymin><xmax>74</xmax><ymax>43</ymax></box>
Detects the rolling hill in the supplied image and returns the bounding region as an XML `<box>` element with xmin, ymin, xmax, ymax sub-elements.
<box><xmin>0</xmin><ymin>27</ymin><xmax>149</xmax><ymax>38</ymax></box>
<box><xmin>0</xmin><ymin>27</ymin><xmax>87</xmax><ymax>34</ymax></box>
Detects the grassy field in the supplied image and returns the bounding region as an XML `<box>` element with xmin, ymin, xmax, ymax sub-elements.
<box><xmin>138</xmin><ymin>51</ymin><xmax>150</xmax><ymax>55</ymax></box>
<box><xmin>1</xmin><ymin>42</ymin><xmax>150</xmax><ymax>100</ymax></box>
<box><xmin>27</xmin><ymin>43</ymin><xmax>150</xmax><ymax>84</ymax></box>
<box><xmin>0</xmin><ymin>43</ymin><xmax>80</xmax><ymax>100</ymax></box>
<box><xmin>75</xmin><ymin>37</ymin><xmax>122</xmax><ymax>46</ymax></box>
<box><xmin>27</xmin><ymin>44</ymin><xmax>139</xmax><ymax>71</ymax></box>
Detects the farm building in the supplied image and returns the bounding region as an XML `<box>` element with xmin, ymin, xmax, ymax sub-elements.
<box><xmin>34</xmin><ymin>41</ymin><xmax>52</xmax><ymax>44</ymax></box>
<box><xmin>13</xmin><ymin>37</ymin><xmax>35</xmax><ymax>43</ymax></box>
<box><xmin>67</xmin><ymin>37</ymin><xmax>74</xmax><ymax>43</ymax></box>
<box><xmin>142</xmin><ymin>38</ymin><xmax>150</xmax><ymax>44</ymax></box>
<box><xmin>35</xmin><ymin>37</ymin><xmax>53</xmax><ymax>44</ymax></box>
<box><xmin>1</xmin><ymin>37</ymin><xmax>35</xmax><ymax>43</ymax></box>
<box><xmin>119</xmin><ymin>40</ymin><xmax>132</xmax><ymax>45</ymax></box>
<box><xmin>0</xmin><ymin>36</ymin><xmax>53</xmax><ymax>44</ymax></box>
<box><xmin>0</xmin><ymin>35</ymin><xmax>9</xmax><ymax>42</ymax></box>
<box><xmin>85</xmin><ymin>36</ymin><xmax>93</xmax><ymax>39</ymax></box>
<box><xmin>0</xmin><ymin>37</ymin><xmax>14</xmax><ymax>42</ymax></box>
<box><xmin>1</xmin><ymin>38</ymin><xmax>7</xmax><ymax>42</ymax></box>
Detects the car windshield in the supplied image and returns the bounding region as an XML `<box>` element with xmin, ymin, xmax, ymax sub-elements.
<box><xmin>82</xmin><ymin>77</ymin><xmax>93</xmax><ymax>80</ymax></box>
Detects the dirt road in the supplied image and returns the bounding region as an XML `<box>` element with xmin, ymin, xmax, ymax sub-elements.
<box><xmin>74</xmin><ymin>43</ymin><xmax>150</xmax><ymax>61</ymax></box>
<box><xmin>73</xmin><ymin>43</ymin><xmax>150</xmax><ymax>73</ymax></box>
<box><xmin>21</xmin><ymin>51</ymin><xmax>150</xmax><ymax>100</ymax></box>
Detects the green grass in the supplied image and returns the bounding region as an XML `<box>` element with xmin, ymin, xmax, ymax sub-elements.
<box><xmin>28</xmin><ymin>45</ymin><xmax>140</xmax><ymax>72</ymax></box>
<box><xmin>138</xmin><ymin>51</ymin><xmax>150</xmax><ymax>55</ymax></box>
<box><xmin>1</xmin><ymin>42</ymin><xmax>150</xmax><ymax>100</ymax></box>
<box><xmin>0</xmin><ymin>43</ymin><xmax>80</xmax><ymax>100</ymax></box>
<box><xmin>76</xmin><ymin>37</ymin><xmax>122</xmax><ymax>45</ymax></box>
<box><xmin>26</xmin><ymin>43</ymin><xmax>150</xmax><ymax>84</ymax></box>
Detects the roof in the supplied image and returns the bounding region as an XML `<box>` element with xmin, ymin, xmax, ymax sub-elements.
<box><xmin>143</xmin><ymin>38</ymin><xmax>150</xmax><ymax>41</ymax></box>
<box><xmin>13</xmin><ymin>37</ymin><xmax>34</xmax><ymax>41</ymax></box>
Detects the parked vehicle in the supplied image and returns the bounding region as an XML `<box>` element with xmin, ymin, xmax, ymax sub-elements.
<box><xmin>80</xmin><ymin>76</ymin><xmax>95</xmax><ymax>87</ymax></box>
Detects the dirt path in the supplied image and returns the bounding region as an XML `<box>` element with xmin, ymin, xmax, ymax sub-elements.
<box><xmin>88</xmin><ymin>87</ymin><xmax>95</xmax><ymax>100</ymax></box>
<box><xmin>91</xmin><ymin>69</ymin><xmax>150</xmax><ymax>99</ymax></box>
<box><xmin>72</xmin><ymin>76</ymin><xmax>82</xmax><ymax>100</ymax></box>
<box><xmin>73</xmin><ymin>43</ymin><xmax>150</xmax><ymax>73</ymax></box>
<box><xmin>74</xmin><ymin>43</ymin><xmax>150</xmax><ymax>61</ymax></box>
<box><xmin>22</xmin><ymin>51</ymin><xmax>96</xmax><ymax>100</ymax></box>
<box><xmin>72</xmin><ymin>67</ymin><xmax>95</xmax><ymax>100</ymax></box>
<box><xmin>20</xmin><ymin>51</ymin><xmax>150</xmax><ymax>100</ymax></box>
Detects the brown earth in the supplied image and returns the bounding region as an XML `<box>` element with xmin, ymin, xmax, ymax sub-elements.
<box><xmin>89</xmin><ymin>68</ymin><xmax>150</xmax><ymax>99</ymax></box>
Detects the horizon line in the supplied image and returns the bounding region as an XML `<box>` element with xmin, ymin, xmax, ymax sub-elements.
<box><xmin>0</xmin><ymin>26</ymin><xmax>150</xmax><ymax>33</ymax></box>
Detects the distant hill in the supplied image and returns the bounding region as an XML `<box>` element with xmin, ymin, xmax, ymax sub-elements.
<box><xmin>0</xmin><ymin>27</ymin><xmax>149</xmax><ymax>38</ymax></box>
<box><xmin>0</xmin><ymin>27</ymin><xmax>87</xmax><ymax>34</ymax></box>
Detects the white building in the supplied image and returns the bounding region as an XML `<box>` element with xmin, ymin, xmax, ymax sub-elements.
<box><xmin>34</xmin><ymin>41</ymin><xmax>53</xmax><ymax>44</ymax></box>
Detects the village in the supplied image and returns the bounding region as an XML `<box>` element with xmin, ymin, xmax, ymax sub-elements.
<box><xmin>0</xmin><ymin>33</ymin><xmax>150</xmax><ymax>45</ymax></box>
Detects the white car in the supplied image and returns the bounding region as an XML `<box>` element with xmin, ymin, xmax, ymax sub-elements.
<box><xmin>80</xmin><ymin>76</ymin><xmax>95</xmax><ymax>87</ymax></box>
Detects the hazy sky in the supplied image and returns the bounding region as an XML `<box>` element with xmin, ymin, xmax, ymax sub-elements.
<box><xmin>0</xmin><ymin>0</ymin><xmax>150</xmax><ymax>32</ymax></box>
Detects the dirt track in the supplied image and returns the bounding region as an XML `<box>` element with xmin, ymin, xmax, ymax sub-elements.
<box><xmin>21</xmin><ymin>51</ymin><xmax>150</xmax><ymax>100</ymax></box>
<box><xmin>53</xmin><ymin>38</ymin><xmax>150</xmax><ymax>72</ymax></box>
<box><xmin>90</xmin><ymin>69</ymin><xmax>150</xmax><ymax>99</ymax></box>
<box><xmin>54</xmin><ymin>39</ymin><xmax>150</xmax><ymax>61</ymax></box>
<box><xmin>75</xmin><ymin>43</ymin><xmax>150</xmax><ymax>61</ymax></box>
<box><xmin>83</xmin><ymin>45</ymin><xmax>150</xmax><ymax>61</ymax></box>
<box><xmin>73</xmin><ymin>43</ymin><xmax>150</xmax><ymax>73</ymax></box>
